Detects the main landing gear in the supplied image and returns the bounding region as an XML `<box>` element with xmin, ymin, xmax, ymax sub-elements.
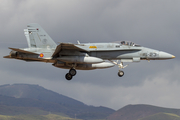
<box><xmin>109</xmin><ymin>60</ymin><xmax>128</xmax><ymax>77</ymax></box>
<box><xmin>118</xmin><ymin>70</ymin><xmax>124</xmax><ymax>77</ymax></box>
<box><xmin>65</xmin><ymin>68</ymin><xmax>77</xmax><ymax>80</ymax></box>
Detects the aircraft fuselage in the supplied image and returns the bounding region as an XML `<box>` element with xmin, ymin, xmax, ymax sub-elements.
<box><xmin>4</xmin><ymin>23</ymin><xmax>175</xmax><ymax>80</ymax></box>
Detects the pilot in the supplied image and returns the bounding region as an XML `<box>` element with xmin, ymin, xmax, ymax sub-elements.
<box><xmin>121</xmin><ymin>41</ymin><xmax>125</xmax><ymax>45</ymax></box>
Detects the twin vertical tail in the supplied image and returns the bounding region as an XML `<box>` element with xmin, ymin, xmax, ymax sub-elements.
<box><xmin>24</xmin><ymin>23</ymin><xmax>57</xmax><ymax>49</ymax></box>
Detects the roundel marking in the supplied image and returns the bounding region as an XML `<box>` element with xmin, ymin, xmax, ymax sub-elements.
<box><xmin>40</xmin><ymin>53</ymin><xmax>44</xmax><ymax>58</ymax></box>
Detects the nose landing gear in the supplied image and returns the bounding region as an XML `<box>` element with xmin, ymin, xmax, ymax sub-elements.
<box><xmin>118</xmin><ymin>70</ymin><xmax>124</xmax><ymax>77</ymax></box>
<box><xmin>109</xmin><ymin>60</ymin><xmax>128</xmax><ymax>77</ymax></box>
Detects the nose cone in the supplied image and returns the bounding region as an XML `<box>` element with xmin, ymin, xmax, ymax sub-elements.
<box><xmin>159</xmin><ymin>51</ymin><xmax>175</xmax><ymax>59</ymax></box>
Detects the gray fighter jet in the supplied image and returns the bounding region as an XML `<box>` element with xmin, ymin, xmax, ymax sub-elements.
<box><xmin>4</xmin><ymin>23</ymin><xmax>175</xmax><ymax>80</ymax></box>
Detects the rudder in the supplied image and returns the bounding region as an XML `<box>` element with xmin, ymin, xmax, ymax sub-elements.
<box><xmin>24</xmin><ymin>23</ymin><xmax>57</xmax><ymax>48</ymax></box>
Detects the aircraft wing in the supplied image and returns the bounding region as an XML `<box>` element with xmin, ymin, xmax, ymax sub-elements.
<box><xmin>9</xmin><ymin>47</ymin><xmax>39</xmax><ymax>55</ymax></box>
<box><xmin>52</xmin><ymin>43</ymin><xmax>89</xmax><ymax>57</ymax></box>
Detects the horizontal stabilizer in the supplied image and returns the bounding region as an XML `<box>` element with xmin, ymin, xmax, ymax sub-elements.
<box><xmin>9</xmin><ymin>48</ymin><xmax>39</xmax><ymax>55</ymax></box>
<box><xmin>3</xmin><ymin>55</ymin><xmax>12</xmax><ymax>59</ymax></box>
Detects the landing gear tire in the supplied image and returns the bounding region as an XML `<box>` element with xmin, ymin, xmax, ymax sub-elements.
<box><xmin>65</xmin><ymin>73</ymin><xmax>73</xmax><ymax>80</ymax></box>
<box><xmin>69</xmin><ymin>68</ymin><xmax>77</xmax><ymax>76</ymax></box>
<box><xmin>118</xmin><ymin>71</ymin><xmax>124</xmax><ymax>77</ymax></box>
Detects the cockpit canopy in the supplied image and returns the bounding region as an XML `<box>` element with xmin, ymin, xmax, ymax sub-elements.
<box><xmin>115</xmin><ymin>41</ymin><xmax>141</xmax><ymax>47</ymax></box>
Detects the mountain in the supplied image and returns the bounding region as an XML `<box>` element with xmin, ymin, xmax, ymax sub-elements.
<box><xmin>0</xmin><ymin>84</ymin><xmax>115</xmax><ymax>120</ymax></box>
<box><xmin>107</xmin><ymin>104</ymin><xmax>180</xmax><ymax>120</ymax></box>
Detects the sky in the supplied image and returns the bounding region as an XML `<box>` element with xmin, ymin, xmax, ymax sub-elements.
<box><xmin>0</xmin><ymin>0</ymin><xmax>179</xmax><ymax>110</ymax></box>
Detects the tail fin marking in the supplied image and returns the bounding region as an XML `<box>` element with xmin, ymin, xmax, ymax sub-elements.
<box><xmin>24</xmin><ymin>23</ymin><xmax>57</xmax><ymax>49</ymax></box>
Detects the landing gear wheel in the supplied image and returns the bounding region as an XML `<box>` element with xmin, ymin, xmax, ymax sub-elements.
<box><xmin>118</xmin><ymin>71</ymin><xmax>124</xmax><ymax>77</ymax></box>
<box><xmin>69</xmin><ymin>68</ymin><xmax>77</xmax><ymax>76</ymax></box>
<box><xmin>65</xmin><ymin>73</ymin><xmax>73</xmax><ymax>80</ymax></box>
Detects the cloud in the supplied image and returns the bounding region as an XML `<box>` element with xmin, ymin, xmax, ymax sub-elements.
<box><xmin>55</xmin><ymin>64</ymin><xmax>180</xmax><ymax>110</ymax></box>
<box><xmin>115</xmin><ymin>66</ymin><xmax>180</xmax><ymax>110</ymax></box>
<box><xmin>0</xmin><ymin>62</ymin><xmax>179</xmax><ymax>110</ymax></box>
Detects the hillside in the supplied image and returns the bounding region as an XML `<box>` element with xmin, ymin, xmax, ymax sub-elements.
<box><xmin>3</xmin><ymin>84</ymin><xmax>180</xmax><ymax>120</ymax></box>
<box><xmin>0</xmin><ymin>114</ymin><xmax>82</xmax><ymax>120</ymax></box>
<box><xmin>0</xmin><ymin>105</ymin><xmax>48</xmax><ymax>115</ymax></box>
<box><xmin>107</xmin><ymin>104</ymin><xmax>180</xmax><ymax>120</ymax></box>
<box><xmin>0</xmin><ymin>84</ymin><xmax>115</xmax><ymax>120</ymax></box>
<box><xmin>139</xmin><ymin>113</ymin><xmax>180</xmax><ymax>120</ymax></box>
<box><xmin>0</xmin><ymin>95</ymin><xmax>68</xmax><ymax>115</ymax></box>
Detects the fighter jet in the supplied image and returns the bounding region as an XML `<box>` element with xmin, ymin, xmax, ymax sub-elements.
<box><xmin>4</xmin><ymin>23</ymin><xmax>175</xmax><ymax>80</ymax></box>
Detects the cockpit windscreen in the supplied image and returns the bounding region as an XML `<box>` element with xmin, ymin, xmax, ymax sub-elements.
<box><xmin>115</xmin><ymin>41</ymin><xmax>141</xmax><ymax>47</ymax></box>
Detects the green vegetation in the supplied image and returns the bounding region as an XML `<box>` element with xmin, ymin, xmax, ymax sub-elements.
<box><xmin>139</xmin><ymin>112</ymin><xmax>180</xmax><ymax>120</ymax></box>
<box><xmin>0</xmin><ymin>105</ymin><xmax>48</xmax><ymax>115</ymax></box>
<box><xmin>165</xmin><ymin>113</ymin><xmax>180</xmax><ymax>118</ymax></box>
<box><xmin>0</xmin><ymin>114</ymin><xmax>82</xmax><ymax>120</ymax></box>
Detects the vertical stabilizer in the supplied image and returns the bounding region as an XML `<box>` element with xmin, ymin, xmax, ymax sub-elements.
<box><xmin>24</xmin><ymin>23</ymin><xmax>57</xmax><ymax>48</ymax></box>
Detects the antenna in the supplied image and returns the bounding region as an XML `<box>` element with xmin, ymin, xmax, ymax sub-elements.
<box><xmin>77</xmin><ymin>40</ymin><xmax>80</xmax><ymax>44</ymax></box>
